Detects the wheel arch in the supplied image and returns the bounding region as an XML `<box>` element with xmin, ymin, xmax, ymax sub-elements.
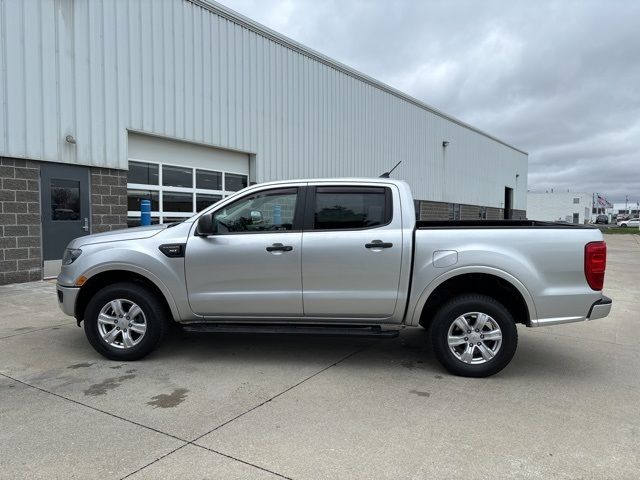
<box><xmin>74</xmin><ymin>267</ymin><xmax>179</xmax><ymax>323</ymax></box>
<box><xmin>409</xmin><ymin>267</ymin><xmax>537</xmax><ymax>329</ymax></box>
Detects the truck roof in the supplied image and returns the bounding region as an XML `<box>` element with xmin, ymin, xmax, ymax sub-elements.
<box><xmin>251</xmin><ymin>177</ymin><xmax>410</xmax><ymax>188</ymax></box>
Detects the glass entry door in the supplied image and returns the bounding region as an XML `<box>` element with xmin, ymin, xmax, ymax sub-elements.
<box><xmin>40</xmin><ymin>164</ymin><xmax>91</xmax><ymax>277</ymax></box>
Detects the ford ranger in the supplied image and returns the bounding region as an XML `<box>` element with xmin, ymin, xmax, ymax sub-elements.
<box><xmin>57</xmin><ymin>178</ymin><xmax>612</xmax><ymax>377</ymax></box>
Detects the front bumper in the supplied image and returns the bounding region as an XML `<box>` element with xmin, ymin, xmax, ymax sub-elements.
<box><xmin>587</xmin><ymin>295</ymin><xmax>612</xmax><ymax>320</ymax></box>
<box><xmin>57</xmin><ymin>284</ymin><xmax>80</xmax><ymax>317</ymax></box>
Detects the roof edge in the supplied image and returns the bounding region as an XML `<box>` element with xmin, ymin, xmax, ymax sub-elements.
<box><xmin>189</xmin><ymin>0</ymin><xmax>528</xmax><ymax>156</ymax></box>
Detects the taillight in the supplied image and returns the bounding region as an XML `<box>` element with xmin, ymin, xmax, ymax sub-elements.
<box><xmin>585</xmin><ymin>241</ymin><xmax>606</xmax><ymax>290</ymax></box>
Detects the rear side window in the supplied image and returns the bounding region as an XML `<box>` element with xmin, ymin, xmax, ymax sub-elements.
<box><xmin>312</xmin><ymin>186</ymin><xmax>392</xmax><ymax>230</ymax></box>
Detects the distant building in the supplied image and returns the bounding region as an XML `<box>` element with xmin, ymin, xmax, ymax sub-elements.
<box><xmin>527</xmin><ymin>191</ymin><xmax>612</xmax><ymax>224</ymax></box>
<box><xmin>612</xmin><ymin>202</ymin><xmax>640</xmax><ymax>218</ymax></box>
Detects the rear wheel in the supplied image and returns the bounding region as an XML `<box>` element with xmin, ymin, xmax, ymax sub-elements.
<box><xmin>84</xmin><ymin>282</ymin><xmax>169</xmax><ymax>361</ymax></box>
<box><xmin>429</xmin><ymin>294</ymin><xmax>518</xmax><ymax>377</ymax></box>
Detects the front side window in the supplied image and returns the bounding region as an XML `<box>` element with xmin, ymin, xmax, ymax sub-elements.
<box><xmin>213</xmin><ymin>188</ymin><xmax>298</xmax><ymax>233</ymax></box>
<box><xmin>313</xmin><ymin>187</ymin><xmax>390</xmax><ymax>230</ymax></box>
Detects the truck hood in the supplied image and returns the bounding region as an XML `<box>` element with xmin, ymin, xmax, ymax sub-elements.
<box><xmin>70</xmin><ymin>224</ymin><xmax>167</xmax><ymax>248</ymax></box>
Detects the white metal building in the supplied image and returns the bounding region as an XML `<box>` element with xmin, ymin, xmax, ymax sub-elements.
<box><xmin>527</xmin><ymin>192</ymin><xmax>598</xmax><ymax>224</ymax></box>
<box><xmin>0</xmin><ymin>0</ymin><xmax>527</xmax><ymax>284</ymax></box>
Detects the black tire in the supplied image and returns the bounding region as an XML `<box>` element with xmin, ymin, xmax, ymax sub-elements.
<box><xmin>84</xmin><ymin>282</ymin><xmax>169</xmax><ymax>361</ymax></box>
<box><xmin>429</xmin><ymin>294</ymin><xmax>518</xmax><ymax>377</ymax></box>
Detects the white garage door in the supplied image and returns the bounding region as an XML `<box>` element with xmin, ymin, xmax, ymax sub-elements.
<box><xmin>127</xmin><ymin>133</ymin><xmax>250</xmax><ymax>226</ymax></box>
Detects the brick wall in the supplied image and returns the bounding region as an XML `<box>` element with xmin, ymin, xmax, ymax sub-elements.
<box><xmin>0</xmin><ymin>158</ymin><xmax>42</xmax><ymax>284</ymax></box>
<box><xmin>486</xmin><ymin>207</ymin><xmax>503</xmax><ymax>220</ymax></box>
<box><xmin>418</xmin><ymin>201</ymin><xmax>449</xmax><ymax>220</ymax></box>
<box><xmin>90</xmin><ymin>167</ymin><xmax>127</xmax><ymax>233</ymax></box>
<box><xmin>512</xmin><ymin>209</ymin><xmax>527</xmax><ymax>220</ymax></box>
<box><xmin>460</xmin><ymin>204</ymin><xmax>481</xmax><ymax>220</ymax></box>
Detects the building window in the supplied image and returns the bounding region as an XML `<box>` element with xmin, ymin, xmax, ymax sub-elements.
<box><xmin>225</xmin><ymin>173</ymin><xmax>248</xmax><ymax>192</ymax></box>
<box><xmin>126</xmin><ymin>160</ymin><xmax>248</xmax><ymax>227</ymax></box>
<box><xmin>128</xmin><ymin>161</ymin><xmax>159</xmax><ymax>185</ymax></box>
<box><xmin>196</xmin><ymin>169</ymin><xmax>222</xmax><ymax>190</ymax></box>
<box><xmin>479</xmin><ymin>206</ymin><xmax>487</xmax><ymax>220</ymax></box>
<box><xmin>573</xmin><ymin>198</ymin><xmax>580</xmax><ymax>204</ymax></box>
<box><xmin>162</xmin><ymin>165</ymin><xmax>192</xmax><ymax>188</ymax></box>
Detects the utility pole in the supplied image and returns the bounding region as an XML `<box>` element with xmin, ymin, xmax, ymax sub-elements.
<box><xmin>625</xmin><ymin>195</ymin><xmax>629</xmax><ymax>215</ymax></box>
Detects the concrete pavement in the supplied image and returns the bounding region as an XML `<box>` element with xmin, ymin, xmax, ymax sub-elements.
<box><xmin>0</xmin><ymin>234</ymin><xmax>638</xmax><ymax>479</ymax></box>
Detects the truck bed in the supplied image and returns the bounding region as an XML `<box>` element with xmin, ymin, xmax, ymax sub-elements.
<box><xmin>416</xmin><ymin>220</ymin><xmax>596</xmax><ymax>229</ymax></box>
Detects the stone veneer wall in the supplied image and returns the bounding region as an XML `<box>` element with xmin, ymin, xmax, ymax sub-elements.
<box><xmin>90</xmin><ymin>168</ymin><xmax>128</xmax><ymax>233</ymax></box>
<box><xmin>418</xmin><ymin>200</ymin><xmax>523</xmax><ymax>221</ymax></box>
<box><xmin>0</xmin><ymin>158</ymin><xmax>42</xmax><ymax>284</ymax></box>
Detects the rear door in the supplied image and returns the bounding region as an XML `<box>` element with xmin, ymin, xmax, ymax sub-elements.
<box><xmin>301</xmin><ymin>184</ymin><xmax>403</xmax><ymax>319</ymax></box>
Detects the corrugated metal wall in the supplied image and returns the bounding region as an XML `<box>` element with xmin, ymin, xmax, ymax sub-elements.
<box><xmin>0</xmin><ymin>0</ymin><xmax>528</xmax><ymax>209</ymax></box>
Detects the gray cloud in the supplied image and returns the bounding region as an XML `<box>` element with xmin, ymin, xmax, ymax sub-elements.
<box><xmin>225</xmin><ymin>0</ymin><xmax>640</xmax><ymax>201</ymax></box>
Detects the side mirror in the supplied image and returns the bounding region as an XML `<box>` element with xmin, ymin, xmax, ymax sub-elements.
<box><xmin>250</xmin><ymin>210</ymin><xmax>263</xmax><ymax>223</ymax></box>
<box><xmin>196</xmin><ymin>213</ymin><xmax>216</xmax><ymax>236</ymax></box>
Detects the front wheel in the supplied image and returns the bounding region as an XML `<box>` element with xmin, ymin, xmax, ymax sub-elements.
<box><xmin>84</xmin><ymin>282</ymin><xmax>169</xmax><ymax>361</ymax></box>
<box><xmin>429</xmin><ymin>294</ymin><xmax>518</xmax><ymax>377</ymax></box>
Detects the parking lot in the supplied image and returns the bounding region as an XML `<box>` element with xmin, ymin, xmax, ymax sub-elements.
<box><xmin>1</xmin><ymin>234</ymin><xmax>638</xmax><ymax>479</ymax></box>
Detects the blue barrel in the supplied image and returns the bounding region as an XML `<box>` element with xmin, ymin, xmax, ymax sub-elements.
<box><xmin>273</xmin><ymin>204</ymin><xmax>282</xmax><ymax>226</ymax></box>
<box><xmin>140</xmin><ymin>199</ymin><xmax>151</xmax><ymax>226</ymax></box>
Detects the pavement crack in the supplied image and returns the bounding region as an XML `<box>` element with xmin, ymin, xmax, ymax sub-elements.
<box><xmin>119</xmin><ymin>444</ymin><xmax>190</xmax><ymax>480</ymax></box>
<box><xmin>192</xmin><ymin>444</ymin><xmax>294</xmax><ymax>479</ymax></box>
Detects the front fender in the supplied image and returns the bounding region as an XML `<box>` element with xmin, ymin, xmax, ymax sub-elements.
<box><xmin>80</xmin><ymin>262</ymin><xmax>183</xmax><ymax>320</ymax></box>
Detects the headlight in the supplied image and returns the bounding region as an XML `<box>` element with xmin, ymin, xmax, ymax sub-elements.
<box><xmin>62</xmin><ymin>248</ymin><xmax>82</xmax><ymax>265</ymax></box>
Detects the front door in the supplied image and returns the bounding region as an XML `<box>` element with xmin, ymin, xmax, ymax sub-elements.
<box><xmin>301</xmin><ymin>185</ymin><xmax>403</xmax><ymax>319</ymax></box>
<box><xmin>185</xmin><ymin>186</ymin><xmax>304</xmax><ymax>317</ymax></box>
<box><xmin>40</xmin><ymin>164</ymin><xmax>91</xmax><ymax>277</ymax></box>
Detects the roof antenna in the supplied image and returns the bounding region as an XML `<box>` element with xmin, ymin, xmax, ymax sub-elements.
<box><xmin>379</xmin><ymin>161</ymin><xmax>402</xmax><ymax>178</ymax></box>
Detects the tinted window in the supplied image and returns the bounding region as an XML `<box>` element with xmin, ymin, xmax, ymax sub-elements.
<box><xmin>196</xmin><ymin>169</ymin><xmax>222</xmax><ymax>190</ymax></box>
<box><xmin>162</xmin><ymin>165</ymin><xmax>192</xmax><ymax>188</ymax></box>
<box><xmin>128</xmin><ymin>161</ymin><xmax>159</xmax><ymax>185</ymax></box>
<box><xmin>163</xmin><ymin>192</ymin><xmax>193</xmax><ymax>212</ymax></box>
<box><xmin>127</xmin><ymin>190</ymin><xmax>159</xmax><ymax>211</ymax></box>
<box><xmin>213</xmin><ymin>188</ymin><xmax>297</xmax><ymax>233</ymax></box>
<box><xmin>51</xmin><ymin>179</ymin><xmax>80</xmax><ymax>221</ymax></box>
<box><xmin>313</xmin><ymin>187</ymin><xmax>390</xmax><ymax>230</ymax></box>
<box><xmin>225</xmin><ymin>173</ymin><xmax>248</xmax><ymax>192</ymax></box>
<box><xmin>196</xmin><ymin>193</ymin><xmax>223</xmax><ymax>212</ymax></box>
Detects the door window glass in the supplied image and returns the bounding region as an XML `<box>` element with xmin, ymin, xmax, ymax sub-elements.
<box><xmin>213</xmin><ymin>188</ymin><xmax>297</xmax><ymax>233</ymax></box>
<box><xmin>50</xmin><ymin>179</ymin><xmax>80</xmax><ymax>221</ymax></box>
<box><xmin>163</xmin><ymin>192</ymin><xmax>193</xmax><ymax>212</ymax></box>
<box><xmin>196</xmin><ymin>193</ymin><xmax>223</xmax><ymax>212</ymax></box>
<box><xmin>225</xmin><ymin>173</ymin><xmax>248</xmax><ymax>192</ymax></box>
<box><xmin>196</xmin><ymin>169</ymin><xmax>222</xmax><ymax>190</ymax></box>
<box><xmin>162</xmin><ymin>165</ymin><xmax>192</xmax><ymax>188</ymax></box>
<box><xmin>127</xmin><ymin>190</ymin><xmax>159</xmax><ymax>211</ymax></box>
<box><xmin>313</xmin><ymin>187</ymin><xmax>390</xmax><ymax>230</ymax></box>
<box><xmin>128</xmin><ymin>161</ymin><xmax>159</xmax><ymax>185</ymax></box>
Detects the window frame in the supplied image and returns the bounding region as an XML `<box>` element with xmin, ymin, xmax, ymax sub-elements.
<box><xmin>205</xmin><ymin>186</ymin><xmax>305</xmax><ymax>235</ymax></box>
<box><xmin>302</xmin><ymin>185</ymin><xmax>393</xmax><ymax>231</ymax></box>
<box><xmin>126</xmin><ymin>157</ymin><xmax>248</xmax><ymax>225</ymax></box>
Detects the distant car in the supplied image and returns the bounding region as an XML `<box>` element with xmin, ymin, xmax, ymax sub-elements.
<box><xmin>595</xmin><ymin>215</ymin><xmax>609</xmax><ymax>224</ymax></box>
<box><xmin>618</xmin><ymin>218</ymin><xmax>640</xmax><ymax>228</ymax></box>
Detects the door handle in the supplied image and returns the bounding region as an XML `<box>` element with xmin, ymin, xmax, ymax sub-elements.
<box><xmin>266</xmin><ymin>243</ymin><xmax>293</xmax><ymax>252</ymax></box>
<box><xmin>365</xmin><ymin>240</ymin><xmax>393</xmax><ymax>249</ymax></box>
<box><xmin>82</xmin><ymin>217</ymin><xmax>89</xmax><ymax>232</ymax></box>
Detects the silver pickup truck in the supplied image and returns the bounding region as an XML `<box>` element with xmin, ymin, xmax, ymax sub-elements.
<box><xmin>57</xmin><ymin>178</ymin><xmax>611</xmax><ymax>377</ymax></box>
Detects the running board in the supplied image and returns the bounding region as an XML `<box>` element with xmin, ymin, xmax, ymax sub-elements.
<box><xmin>181</xmin><ymin>323</ymin><xmax>399</xmax><ymax>338</ymax></box>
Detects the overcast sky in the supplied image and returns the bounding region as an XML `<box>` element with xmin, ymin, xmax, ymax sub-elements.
<box><xmin>223</xmin><ymin>0</ymin><xmax>639</xmax><ymax>202</ymax></box>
